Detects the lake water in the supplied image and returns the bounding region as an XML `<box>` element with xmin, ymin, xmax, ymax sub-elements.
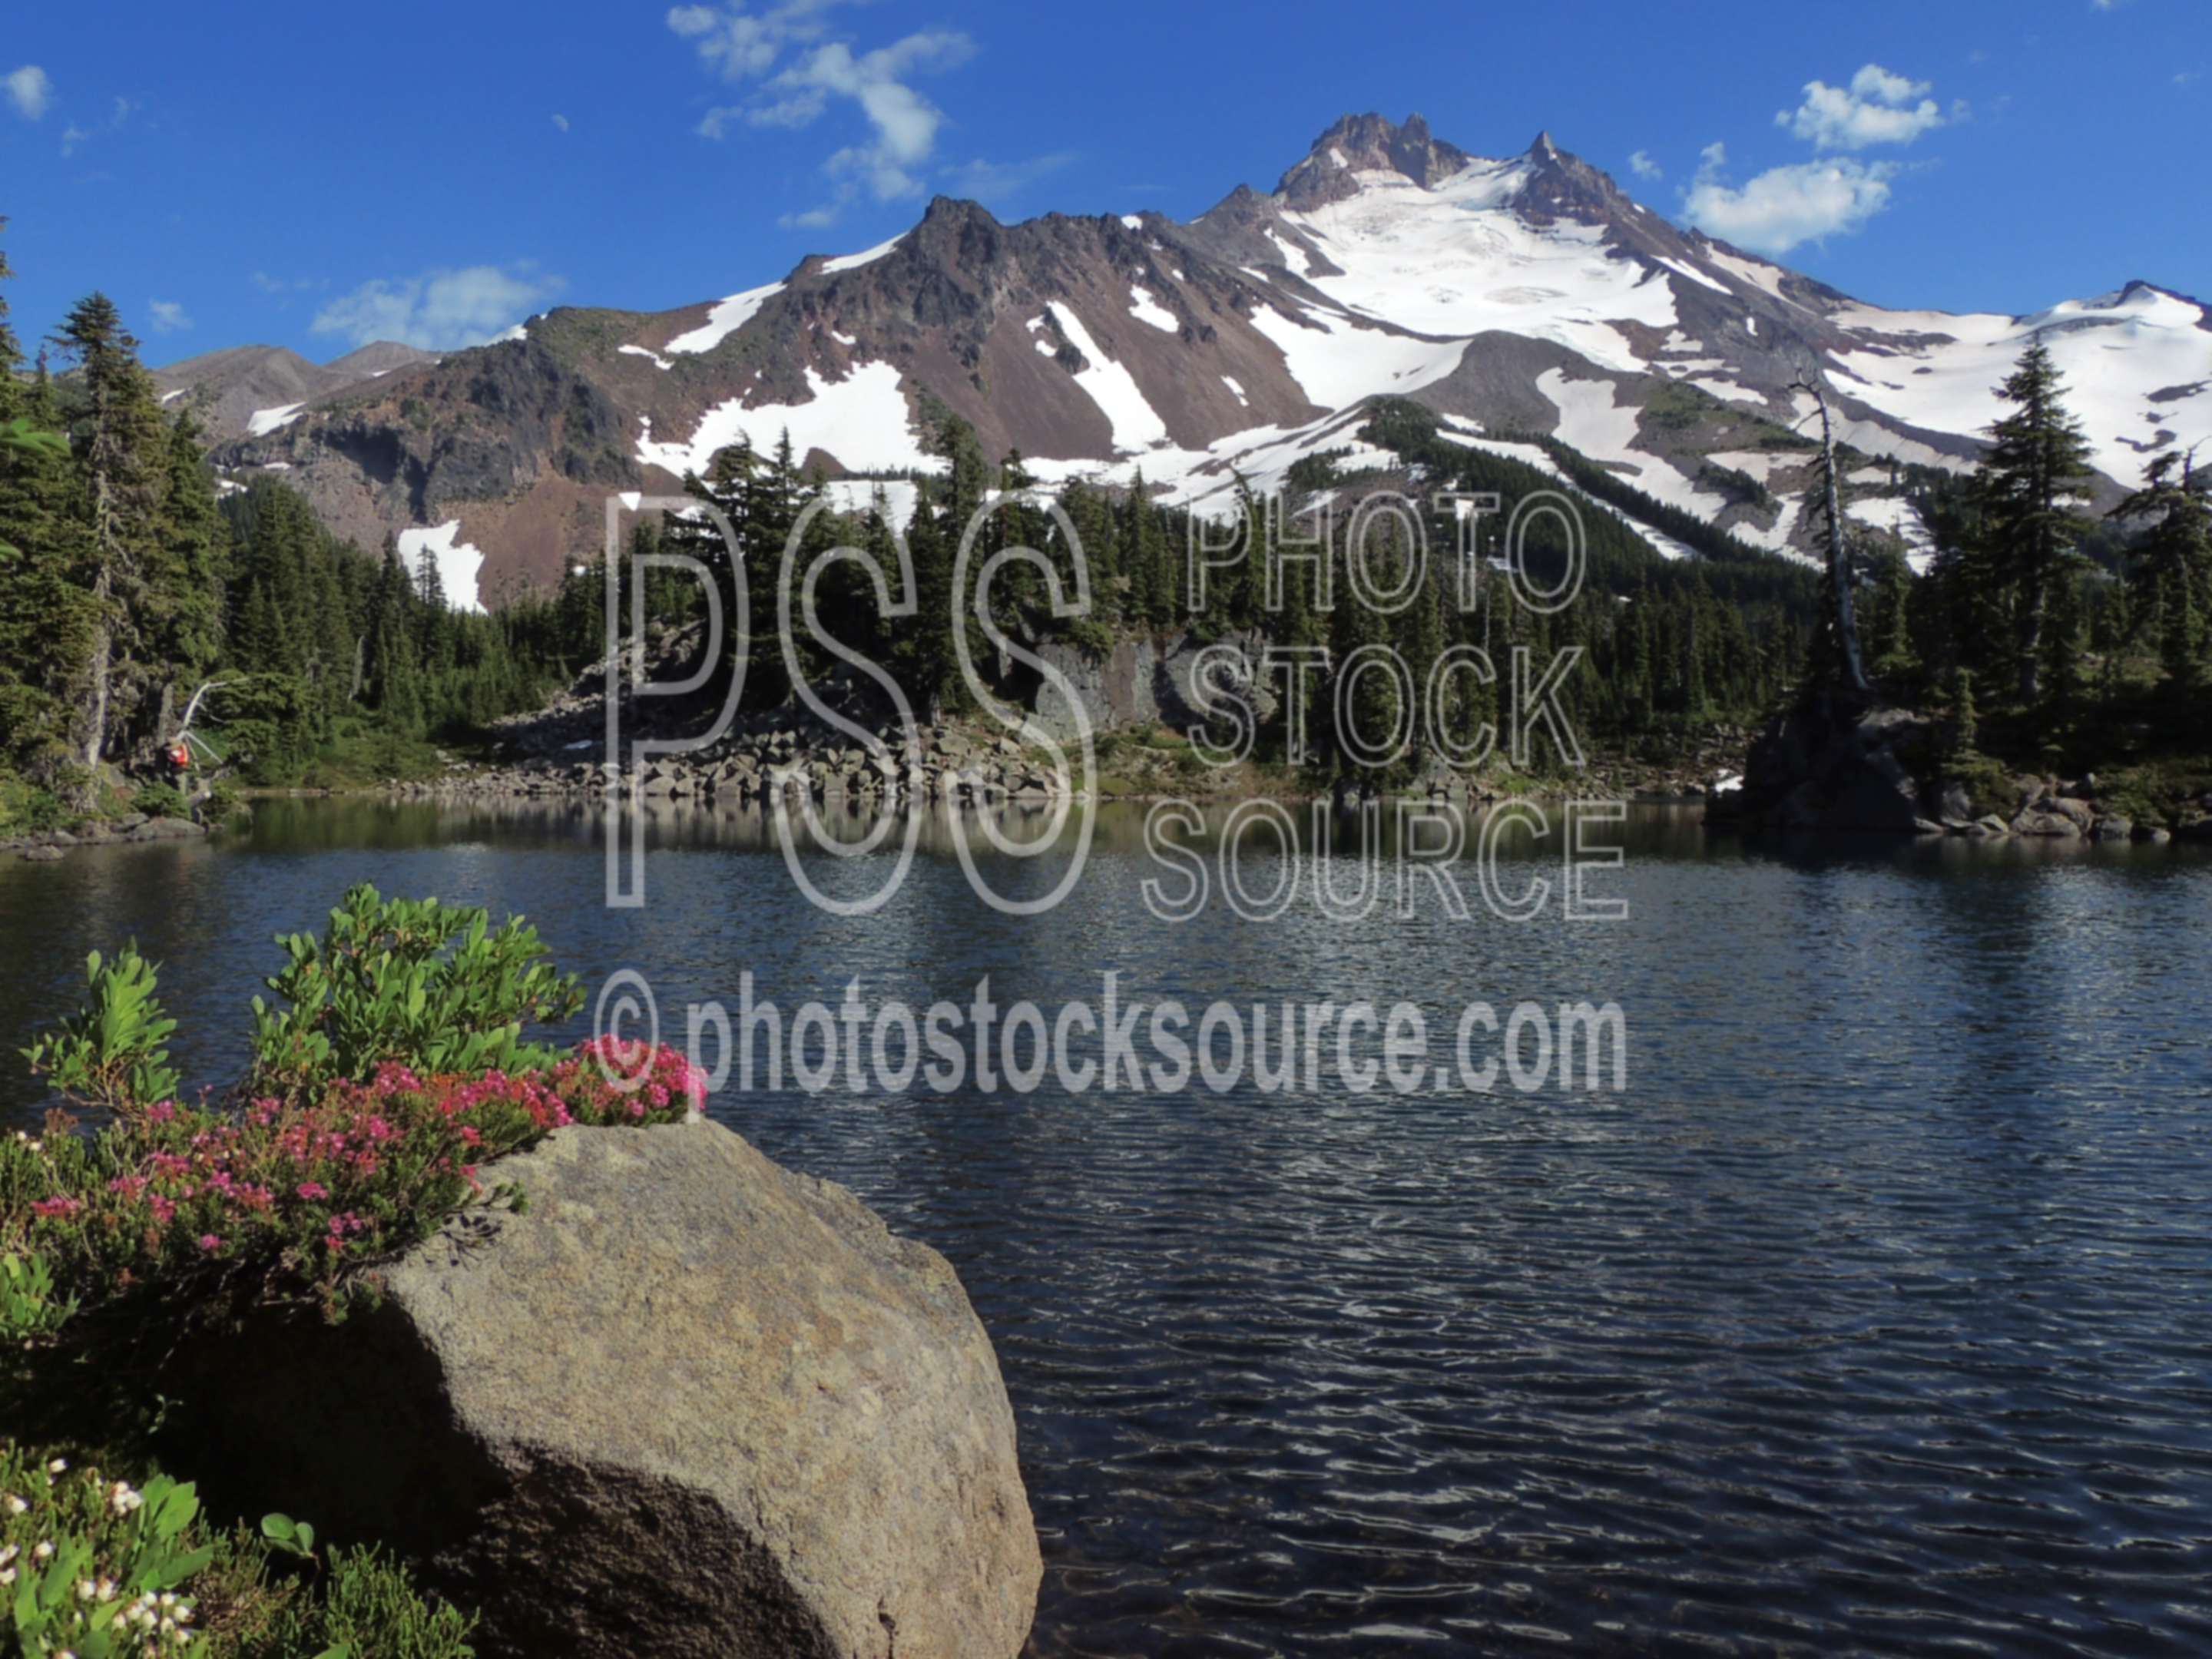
<box><xmin>4</xmin><ymin>798</ymin><xmax>2210</xmax><ymax>1657</ymax></box>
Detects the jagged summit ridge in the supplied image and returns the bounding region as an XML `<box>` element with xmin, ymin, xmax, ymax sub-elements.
<box><xmin>1276</xmin><ymin>111</ymin><xmax>1479</xmax><ymax>207</ymax></box>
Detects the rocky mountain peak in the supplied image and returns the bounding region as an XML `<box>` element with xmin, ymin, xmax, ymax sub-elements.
<box><xmin>1277</xmin><ymin>111</ymin><xmax>1477</xmax><ymax>208</ymax></box>
<box><xmin>1506</xmin><ymin>131</ymin><xmax>1634</xmax><ymax>228</ymax></box>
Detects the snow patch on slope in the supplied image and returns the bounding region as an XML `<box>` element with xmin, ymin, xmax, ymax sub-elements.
<box><xmin>396</xmin><ymin>522</ymin><xmax>488</xmax><ymax>614</ymax></box>
<box><xmin>664</xmin><ymin>280</ymin><xmax>784</xmax><ymax>356</ymax></box>
<box><xmin>1826</xmin><ymin>284</ymin><xmax>2212</xmax><ymax>487</ymax></box>
<box><xmin>1128</xmin><ymin>286</ymin><xmax>1178</xmax><ymax>333</ymax></box>
<box><xmin>636</xmin><ymin>361</ymin><xmax>943</xmax><ymax>478</ymax></box>
<box><xmin>247</xmin><ymin>402</ymin><xmax>305</xmax><ymax>437</ymax></box>
<box><xmin>1249</xmin><ymin>301</ymin><xmax>1467</xmax><ymax>408</ymax></box>
<box><xmin>820</xmin><ymin>478</ymin><xmax>922</xmax><ymax>529</ymax></box>
<box><xmin>820</xmin><ymin>235</ymin><xmax>903</xmax><ymax>274</ymax></box>
<box><xmin>1273</xmin><ymin>161</ymin><xmax>1674</xmax><ymax>373</ymax></box>
<box><xmin>1046</xmin><ymin>303</ymin><xmax>1169</xmax><ymax>452</ymax></box>
<box><xmin>1540</xmin><ymin>370</ymin><xmax>1727</xmax><ymax>518</ymax></box>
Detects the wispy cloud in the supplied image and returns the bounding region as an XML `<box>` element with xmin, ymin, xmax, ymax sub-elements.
<box><xmin>1777</xmin><ymin>64</ymin><xmax>1945</xmax><ymax>151</ymax></box>
<box><xmin>4</xmin><ymin>65</ymin><xmax>52</xmax><ymax>121</ymax></box>
<box><xmin>1628</xmin><ymin>149</ymin><xmax>1662</xmax><ymax>180</ymax></box>
<box><xmin>551</xmin><ymin>112</ymin><xmax>570</xmax><ymax>131</ymax></box>
<box><xmin>61</xmin><ymin>95</ymin><xmax>134</xmax><ymax>157</ymax></box>
<box><xmin>146</xmin><ymin>300</ymin><xmax>193</xmax><ymax>334</ymax></box>
<box><xmin>310</xmin><ymin>264</ymin><xmax>565</xmax><ymax>349</ymax></box>
<box><xmin>940</xmin><ymin>151</ymin><xmax>1076</xmax><ymax>207</ymax></box>
<box><xmin>669</xmin><ymin>3</ymin><xmax>977</xmax><ymax>227</ymax></box>
<box><xmin>1683</xmin><ymin>143</ymin><xmax>1899</xmax><ymax>256</ymax></box>
<box><xmin>251</xmin><ymin>271</ymin><xmax>326</xmax><ymax>296</ymax></box>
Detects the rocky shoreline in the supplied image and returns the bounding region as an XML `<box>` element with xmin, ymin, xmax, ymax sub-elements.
<box><xmin>1715</xmin><ymin>690</ymin><xmax>2212</xmax><ymax>843</ymax></box>
<box><xmin>5</xmin><ymin>813</ymin><xmax>214</xmax><ymax>861</ymax></box>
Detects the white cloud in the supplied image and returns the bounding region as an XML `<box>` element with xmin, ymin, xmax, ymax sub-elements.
<box><xmin>551</xmin><ymin>112</ymin><xmax>570</xmax><ymax>131</ymax></box>
<box><xmin>5</xmin><ymin>65</ymin><xmax>52</xmax><ymax>121</ymax></box>
<box><xmin>1683</xmin><ymin>147</ymin><xmax>1899</xmax><ymax>256</ymax></box>
<box><xmin>669</xmin><ymin>4</ymin><xmax>974</xmax><ymax>225</ymax></box>
<box><xmin>1628</xmin><ymin>149</ymin><xmax>1662</xmax><ymax>180</ymax></box>
<box><xmin>1778</xmin><ymin>64</ymin><xmax>1945</xmax><ymax>150</ymax></box>
<box><xmin>310</xmin><ymin>265</ymin><xmax>565</xmax><ymax>349</ymax></box>
<box><xmin>146</xmin><ymin>300</ymin><xmax>193</xmax><ymax>334</ymax></box>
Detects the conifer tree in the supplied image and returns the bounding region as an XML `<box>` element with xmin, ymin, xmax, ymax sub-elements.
<box><xmin>2111</xmin><ymin>446</ymin><xmax>2210</xmax><ymax>687</ymax></box>
<box><xmin>0</xmin><ymin>246</ymin><xmax>99</xmax><ymax>772</ymax></box>
<box><xmin>1969</xmin><ymin>339</ymin><xmax>2096</xmax><ymax>703</ymax></box>
<box><xmin>53</xmin><ymin>293</ymin><xmax>171</xmax><ymax>769</ymax></box>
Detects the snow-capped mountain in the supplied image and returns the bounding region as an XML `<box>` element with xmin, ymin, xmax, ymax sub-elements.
<box><xmin>192</xmin><ymin>113</ymin><xmax>2212</xmax><ymax>602</ymax></box>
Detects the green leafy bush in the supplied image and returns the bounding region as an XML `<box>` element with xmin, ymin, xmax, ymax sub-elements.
<box><xmin>0</xmin><ymin>1250</ymin><xmax>75</xmax><ymax>1343</ymax></box>
<box><xmin>247</xmin><ymin>886</ymin><xmax>585</xmax><ymax>1098</ymax></box>
<box><xmin>22</xmin><ymin>949</ymin><xmax>181</xmax><ymax>1122</ymax></box>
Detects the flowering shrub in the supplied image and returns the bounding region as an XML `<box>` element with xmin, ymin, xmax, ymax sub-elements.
<box><xmin>0</xmin><ymin>1450</ymin><xmax>210</xmax><ymax>1655</ymax></box>
<box><xmin>8</xmin><ymin>891</ymin><xmax>705</xmax><ymax>1335</ymax></box>
<box><xmin>2</xmin><ymin>1039</ymin><xmax>704</xmax><ymax>1326</ymax></box>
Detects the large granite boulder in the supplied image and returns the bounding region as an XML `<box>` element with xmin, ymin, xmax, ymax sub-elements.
<box><xmin>166</xmin><ymin>1121</ymin><xmax>1040</xmax><ymax>1659</ymax></box>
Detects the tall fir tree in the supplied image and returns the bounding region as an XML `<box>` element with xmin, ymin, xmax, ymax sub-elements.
<box><xmin>1968</xmin><ymin>339</ymin><xmax>2096</xmax><ymax>703</ymax></box>
<box><xmin>53</xmin><ymin>293</ymin><xmax>173</xmax><ymax>770</ymax></box>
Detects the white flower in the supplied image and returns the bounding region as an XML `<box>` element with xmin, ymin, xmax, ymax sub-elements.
<box><xmin>33</xmin><ymin>1540</ymin><xmax>55</xmax><ymax>1560</ymax></box>
<box><xmin>77</xmin><ymin>1578</ymin><xmax>97</xmax><ymax>1600</ymax></box>
<box><xmin>2</xmin><ymin>1495</ymin><xmax>22</xmax><ymax>1514</ymax></box>
<box><xmin>0</xmin><ymin>1567</ymin><xmax>15</xmax><ymax>1587</ymax></box>
<box><xmin>0</xmin><ymin>1543</ymin><xmax>15</xmax><ymax>1565</ymax></box>
<box><xmin>46</xmin><ymin>1458</ymin><xmax>67</xmax><ymax>1475</ymax></box>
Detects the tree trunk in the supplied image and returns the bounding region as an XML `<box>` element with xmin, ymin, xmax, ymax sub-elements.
<box><xmin>1804</xmin><ymin>383</ymin><xmax>1870</xmax><ymax>694</ymax></box>
<box><xmin>2018</xmin><ymin>588</ymin><xmax>2044</xmax><ymax>704</ymax></box>
<box><xmin>81</xmin><ymin>565</ymin><xmax>111</xmax><ymax>770</ymax></box>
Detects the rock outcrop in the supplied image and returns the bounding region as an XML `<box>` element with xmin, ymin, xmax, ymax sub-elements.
<box><xmin>1727</xmin><ymin>689</ymin><xmax>1938</xmax><ymax>833</ymax></box>
<box><xmin>166</xmin><ymin>1121</ymin><xmax>1041</xmax><ymax>1659</ymax></box>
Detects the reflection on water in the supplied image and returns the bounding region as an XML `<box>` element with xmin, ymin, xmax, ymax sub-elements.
<box><xmin>2</xmin><ymin>799</ymin><xmax>2210</xmax><ymax>1657</ymax></box>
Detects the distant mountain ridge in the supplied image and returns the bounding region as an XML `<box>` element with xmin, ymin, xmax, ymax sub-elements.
<box><xmin>154</xmin><ymin>339</ymin><xmax>436</xmax><ymax>443</ymax></box>
<box><xmin>158</xmin><ymin>113</ymin><xmax>2212</xmax><ymax>608</ymax></box>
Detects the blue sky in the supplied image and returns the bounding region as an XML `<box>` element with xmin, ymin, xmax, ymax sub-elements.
<box><xmin>2</xmin><ymin>0</ymin><xmax>2204</xmax><ymax>366</ymax></box>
